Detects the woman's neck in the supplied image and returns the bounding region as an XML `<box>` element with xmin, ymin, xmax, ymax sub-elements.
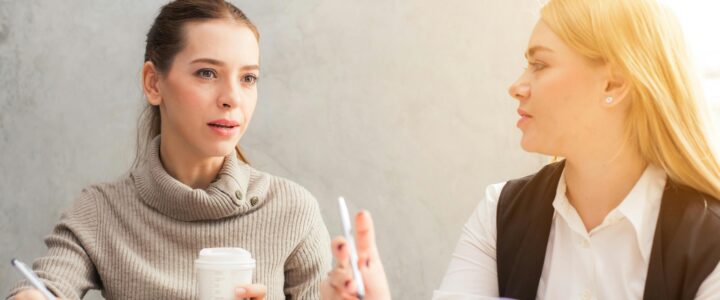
<box><xmin>159</xmin><ymin>134</ymin><xmax>225</xmax><ymax>189</ymax></box>
<box><xmin>563</xmin><ymin>145</ymin><xmax>647</xmax><ymax>232</ymax></box>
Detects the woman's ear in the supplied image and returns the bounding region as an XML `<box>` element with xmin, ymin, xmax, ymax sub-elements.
<box><xmin>142</xmin><ymin>61</ymin><xmax>162</xmax><ymax>106</ymax></box>
<box><xmin>603</xmin><ymin>65</ymin><xmax>631</xmax><ymax>107</ymax></box>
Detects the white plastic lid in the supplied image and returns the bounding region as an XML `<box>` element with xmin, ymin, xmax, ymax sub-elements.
<box><xmin>195</xmin><ymin>247</ymin><xmax>256</xmax><ymax>267</ymax></box>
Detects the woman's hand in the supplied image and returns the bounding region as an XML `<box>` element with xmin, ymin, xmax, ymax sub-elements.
<box><xmin>235</xmin><ymin>283</ymin><xmax>267</xmax><ymax>300</ymax></box>
<box><xmin>13</xmin><ymin>289</ymin><xmax>65</xmax><ymax>300</ymax></box>
<box><xmin>320</xmin><ymin>211</ymin><xmax>391</xmax><ymax>300</ymax></box>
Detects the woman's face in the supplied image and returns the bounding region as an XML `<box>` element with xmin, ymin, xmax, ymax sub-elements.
<box><xmin>151</xmin><ymin>20</ymin><xmax>259</xmax><ymax>158</ymax></box>
<box><xmin>508</xmin><ymin>20</ymin><xmax>618</xmax><ymax>158</ymax></box>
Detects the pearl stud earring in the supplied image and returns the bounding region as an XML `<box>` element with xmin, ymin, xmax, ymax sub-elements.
<box><xmin>605</xmin><ymin>96</ymin><xmax>614</xmax><ymax>104</ymax></box>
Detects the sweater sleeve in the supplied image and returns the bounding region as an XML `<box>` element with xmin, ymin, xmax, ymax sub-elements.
<box><xmin>6</xmin><ymin>188</ymin><xmax>102</xmax><ymax>300</ymax></box>
<box><xmin>283</xmin><ymin>202</ymin><xmax>332</xmax><ymax>299</ymax></box>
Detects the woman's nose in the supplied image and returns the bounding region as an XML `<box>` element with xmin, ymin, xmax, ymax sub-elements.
<box><xmin>508</xmin><ymin>78</ymin><xmax>530</xmax><ymax>101</ymax></box>
<box><xmin>219</xmin><ymin>82</ymin><xmax>242</xmax><ymax>109</ymax></box>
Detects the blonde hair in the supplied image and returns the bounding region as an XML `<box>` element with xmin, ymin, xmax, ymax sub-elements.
<box><xmin>541</xmin><ymin>0</ymin><xmax>720</xmax><ymax>199</ymax></box>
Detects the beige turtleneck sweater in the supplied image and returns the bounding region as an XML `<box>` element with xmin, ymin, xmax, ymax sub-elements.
<box><xmin>7</xmin><ymin>137</ymin><xmax>331</xmax><ymax>300</ymax></box>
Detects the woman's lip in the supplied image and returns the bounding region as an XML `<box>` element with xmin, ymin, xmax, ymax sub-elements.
<box><xmin>208</xmin><ymin>124</ymin><xmax>239</xmax><ymax>137</ymax></box>
<box><xmin>208</xmin><ymin>119</ymin><xmax>240</xmax><ymax>126</ymax></box>
<box><xmin>517</xmin><ymin>109</ymin><xmax>533</xmax><ymax>118</ymax></box>
<box><xmin>516</xmin><ymin>109</ymin><xmax>532</xmax><ymax>128</ymax></box>
<box><xmin>517</xmin><ymin>115</ymin><xmax>531</xmax><ymax>128</ymax></box>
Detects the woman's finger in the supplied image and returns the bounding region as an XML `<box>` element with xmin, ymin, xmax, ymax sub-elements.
<box><xmin>357</xmin><ymin>252</ymin><xmax>371</xmax><ymax>270</ymax></box>
<box><xmin>320</xmin><ymin>279</ymin><xmax>359</xmax><ymax>300</ymax></box>
<box><xmin>14</xmin><ymin>290</ymin><xmax>65</xmax><ymax>300</ymax></box>
<box><xmin>327</xmin><ymin>267</ymin><xmax>354</xmax><ymax>291</ymax></box>
<box><xmin>355</xmin><ymin>210</ymin><xmax>379</xmax><ymax>257</ymax></box>
<box><xmin>331</xmin><ymin>236</ymin><xmax>350</xmax><ymax>269</ymax></box>
<box><xmin>235</xmin><ymin>283</ymin><xmax>266</xmax><ymax>300</ymax></box>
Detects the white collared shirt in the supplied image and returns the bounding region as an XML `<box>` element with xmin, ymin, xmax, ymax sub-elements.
<box><xmin>433</xmin><ymin>164</ymin><xmax>720</xmax><ymax>300</ymax></box>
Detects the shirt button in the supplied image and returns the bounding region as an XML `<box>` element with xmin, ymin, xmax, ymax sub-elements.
<box><xmin>235</xmin><ymin>190</ymin><xmax>244</xmax><ymax>201</ymax></box>
<box><xmin>581</xmin><ymin>289</ymin><xmax>592</xmax><ymax>300</ymax></box>
<box><xmin>579</xmin><ymin>239</ymin><xmax>590</xmax><ymax>248</ymax></box>
<box><xmin>250</xmin><ymin>196</ymin><xmax>259</xmax><ymax>206</ymax></box>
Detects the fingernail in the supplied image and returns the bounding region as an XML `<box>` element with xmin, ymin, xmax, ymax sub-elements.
<box><xmin>236</xmin><ymin>287</ymin><xmax>246</xmax><ymax>295</ymax></box>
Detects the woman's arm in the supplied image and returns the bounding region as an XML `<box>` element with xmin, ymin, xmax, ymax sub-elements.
<box><xmin>432</xmin><ymin>183</ymin><xmax>505</xmax><ymax>299</ymax></box>
<box><xmin>283</xmin><ymin>203</ymin><xmax>332</xmax><ymax>299</ymax></box>
<box><xmin>320</xmin><ymin>183</ymin><xmax>505</xmax><ymax>300</ymax></box>
<box><xmin>7</xmin><ymin>189</ymin><xmax>101</xmax><ymax>300</ymax></box>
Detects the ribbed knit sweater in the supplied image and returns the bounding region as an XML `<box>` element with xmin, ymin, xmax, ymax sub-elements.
<box><xmin>7</xmin><ymin>136</ymin><xmax>331</xmax><ymax>299</ymax></box>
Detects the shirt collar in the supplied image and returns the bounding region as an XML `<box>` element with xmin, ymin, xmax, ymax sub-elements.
<box><xmin>616</xmin><ymin>163</ymin><xmax>666</xmax><ymax>261</ymax></box>
<box><xmin>552</xmin><ymin>163</ymin><xmax>667</xmax><ymax>262</ymax></box>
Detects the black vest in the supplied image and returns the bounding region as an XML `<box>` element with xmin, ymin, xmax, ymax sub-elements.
<box><xmin>497</xmin><ymin>161</ymin><xmax>720</xmax><ymax>300</ymax></box>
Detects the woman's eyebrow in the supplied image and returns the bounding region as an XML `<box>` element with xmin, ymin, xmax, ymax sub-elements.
<box><xmin>190</xmin><ymin>58</ymin><xmax>259</xmax><ymax>71</ymax></box>
<box><xmin>240</xmin><ymin>64</ymin><xmax>259</xmax><ymax>71</ymax></box>
<box><xmin>190</xmin><ymin>57</ymin><xmax>225</xmax><ymax>66</ymax></box>
<box><xmin>524</xmin><ymin>45</ymin><xmax>554</xmax><ymax>59</ymax></box>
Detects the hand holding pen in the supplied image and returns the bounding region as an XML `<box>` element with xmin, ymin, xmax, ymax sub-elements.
<box><xmin>320</xmin><ymin>197</ymin><xmax>392</xmax><ymax>300</ymax></box>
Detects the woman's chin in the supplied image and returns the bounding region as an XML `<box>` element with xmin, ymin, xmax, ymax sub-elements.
<box><xmin>520</xmin><ymin>136</ymin><xmax>547</xmax><ymax>155</ymax></box>
<box><xmin>520</xmin><ymin>138</ymin><xmax>561</xmax><ymax>158</ymax></box>
<box><xmin>520</xmin><ymin>136</ymin><xmax>535</xmax><ymax>152</ymax></box>
<box><xmin>202</xmin><ymin>141</ymin><xmax>239</xmax><ymax>158</ymax></box>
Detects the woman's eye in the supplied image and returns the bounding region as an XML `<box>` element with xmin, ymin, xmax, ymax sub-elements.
<box><xmin>196</xmin><ymin>69</ymin><xmax>217</xmax><ymax>79</ymax></box>
<box><xmin>242</xmin><ymin>74</ymin><xmax>258</xmax><ymax>85</ymax></box>
<box><xmin>527</xmin><ymin>62</ymin><xmax>546</xmax><ymax>71</ymax></box>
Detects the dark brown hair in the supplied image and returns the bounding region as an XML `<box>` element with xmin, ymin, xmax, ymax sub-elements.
<box><xmin>134</xmin><ymin>0</ymin><xmax>259</xmax><ymax>167</ymax></box>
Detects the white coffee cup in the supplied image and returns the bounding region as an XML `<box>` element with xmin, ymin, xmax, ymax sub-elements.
<box><xmin>195</xmin><ymin>247</ymin><xmax>256</xmax><ymax>300</ymax></box>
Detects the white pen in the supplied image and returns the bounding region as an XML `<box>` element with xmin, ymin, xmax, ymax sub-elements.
<box><xmin>11</xmin><ymin>259</ymin><xmax>57</xmax><ymax>300</ymax></box>
<box><xmin>338</xmin><ymin>197</ymin><xmax>366</xmax><ymax>299</ymax></box>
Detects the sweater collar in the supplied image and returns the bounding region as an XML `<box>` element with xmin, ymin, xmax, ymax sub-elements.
<box><xmin>132</xmin><ymin>136</ymin><xmax>265</xmax><ymax>221</ymax></box>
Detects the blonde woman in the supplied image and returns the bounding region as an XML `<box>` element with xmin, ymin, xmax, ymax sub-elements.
<box><xmin>320</xmin><ymin>0</ymin><xmax>720</xmax><ymax>299</ymax></box>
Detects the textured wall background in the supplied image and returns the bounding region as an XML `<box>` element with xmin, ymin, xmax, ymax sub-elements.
<box><xmin>0</xmin><ymin>1</ymin><xmax>545</xmax><ymax>298</ymax></box>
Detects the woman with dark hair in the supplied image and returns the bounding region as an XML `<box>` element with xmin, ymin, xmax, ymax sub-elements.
<box><xmin>8</xmin><ymin>1</ymin><xmax>330</xmax><ymax>299</ymax></box>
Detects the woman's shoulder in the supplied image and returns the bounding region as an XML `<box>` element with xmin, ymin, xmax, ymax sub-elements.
<box><xmin>666</xmin><ymin>180</ymin><xmax>720</xmax><ymax>222</ymax></box>
<box><xmin>245</xmin><ymin>166</ymin><xmax>320</xmax><ymax>211</ymax></box>
<box><xmin>481</xmin><ymin>181</ymin><xmax>508</xmax><ymax>207</ymax></box>
<box><xmin>463</xmin><ymin>181</ymin><xmax>508</xmax><ymax>226</ymax></box>
<box><xmin>77</xmin><ymin>172</ymin><xmax>136</xmax><ymax>202</ymax></box>
<box><xmin>471</xmin><ymin>162</ymin><xmax>563</xmax><ymax>217</ymax></box>
<box><xmin>54</xmin><ymin>173</ymin><xmax>135</xmax><ymax>231</ymax></box>
<box><xmin>61</xmin><ymin>173</ymin><xmax>136</xmax><ymax>217</ymax></box>
<box><xmin>244</xmin><ymin>167</ymin><xmax>325</xmax><ymax>238</ymax></box>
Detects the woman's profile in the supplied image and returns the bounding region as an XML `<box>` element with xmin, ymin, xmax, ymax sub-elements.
<box><xmin>321</xmin><ymin>0</ymin><xmax>720</xmax><ymax>299</ymax></box>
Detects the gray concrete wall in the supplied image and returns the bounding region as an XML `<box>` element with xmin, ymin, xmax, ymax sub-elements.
<box><xmin>0</xmin><ymin>1</ymin><xmax>545</xmax><ymax>299</ymax></box>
